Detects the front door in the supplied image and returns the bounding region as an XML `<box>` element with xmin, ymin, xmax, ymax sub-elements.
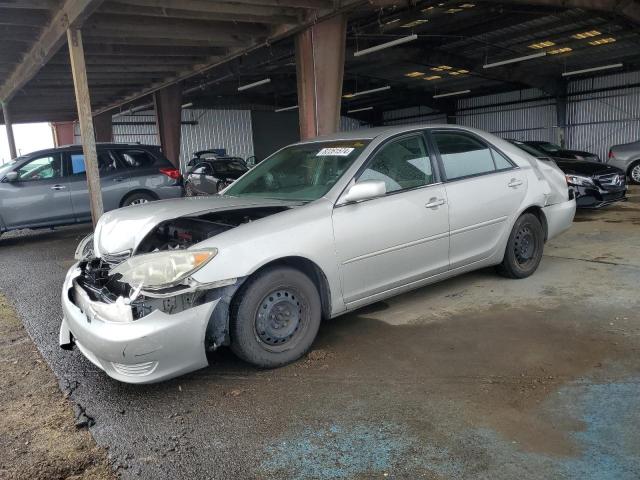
<box><xmin>332</xmin><ymin>133</ymin><xmax>450</xmax><ymax>306</ymax></box>
<box><xmin>0</xmin><ymin>153</ymin><xmax>73</xmax><ymax>228</ymax></box>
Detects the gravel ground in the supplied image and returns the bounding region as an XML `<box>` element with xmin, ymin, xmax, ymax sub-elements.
<box><xmin>0</xmin><ymin>188</ymin><xmax>639</xmax><ymax>479</ymax></box>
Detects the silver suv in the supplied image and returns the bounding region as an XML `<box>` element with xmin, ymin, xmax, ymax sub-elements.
<box><xmin>0</xmin><ymin>143</ymin><xmax>182</xmax><ymax>235</ymax></box>
<box><xmin>608</xmin><ymin>140</ymin><xmax>640</xmax><ymax>184</ymax></box>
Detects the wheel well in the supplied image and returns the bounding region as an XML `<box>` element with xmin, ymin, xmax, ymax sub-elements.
<box><xmin>119</xmin><ymin>189</ymin><xmax>159</xmax><ymax>207</ymax></box>
<box><xmin>627</xmin><ymin>159</ymin><xmax>640</xmax><ymax>175</ymax></box>
<box><xmin>238</xmin><ymin>256</ymin><xmax>332</xmax><ymax>321</ymax></box>
<box><xmin>521</xmin><ymin>206</ymin><xmax>548</xmax><ymax>241</ymax></box>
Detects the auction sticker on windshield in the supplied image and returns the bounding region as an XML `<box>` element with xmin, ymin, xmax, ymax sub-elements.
<box><xmin>316</xmin><ymin>147</ymin><xmax>355</xmax><ymax>156</ymax></box>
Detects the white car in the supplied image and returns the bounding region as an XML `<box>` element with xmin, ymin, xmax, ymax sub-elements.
<box><xmin>60</xmin><ymin>125</ymin><xmax>576</xmax><ymax>383</ymax></box>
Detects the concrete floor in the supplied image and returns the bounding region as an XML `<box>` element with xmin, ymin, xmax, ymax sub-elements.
<box><xmin>1</xmin><ymin>187</ymin><xmax>639</xmax><ymax>479</ymax></box>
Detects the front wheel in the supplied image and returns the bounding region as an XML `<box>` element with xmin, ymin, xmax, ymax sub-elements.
<box><xmin>122</xmin><ymin>192</ymin><xmax>155</xmax><ymax>207</ymax></box>
<box><xmin>230</xmin><ymin>266</ymin><xmax>321</xmax><ymax>368</ymax></box>
<box><xmin>497</xmin><ymin>213</ymin><xmax>544</xmax><ymax>279</ymax></box>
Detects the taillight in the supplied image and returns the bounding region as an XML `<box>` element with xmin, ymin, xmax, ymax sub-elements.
<box><xmin>159</xmin><ymin>167</ymin><xmax>181</xmax><ymax>180</ymax></box>
<box><xmin>608</xmin><ymin>150</ymin><xmax>614</xmax><ymax>162</ymax></box>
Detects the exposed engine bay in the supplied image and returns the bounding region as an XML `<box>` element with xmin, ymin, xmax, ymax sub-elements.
<box><xmin>135</xmin><ymin>206</ymin><xmax>289</xmax><ymax>253</ymax></box>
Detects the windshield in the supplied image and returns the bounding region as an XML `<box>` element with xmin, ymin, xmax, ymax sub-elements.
<box><xmin>533</xmin><ymin>141</ymin><xmax>562</xmax><ymax>153</ymax></box>
<box><xmin>224</xmin><ymin>140</ymin><xmax>370</xmax><ymax>201</ymax></box>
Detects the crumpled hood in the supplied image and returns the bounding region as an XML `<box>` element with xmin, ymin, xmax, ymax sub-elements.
<box><xmin>94</xmin><ymin>195</ymin><xmax>299</xmax><ymax>256</ymax></box>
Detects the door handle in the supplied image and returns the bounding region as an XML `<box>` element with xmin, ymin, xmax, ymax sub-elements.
<box><xmin>51</xmin><ymin>184</ymin><xmax>67</xmax><ymax>191</ymax></box>
<box><xmin>112</xmin><ymin>176</ymin><xmax>126</xmax><ymax>182</ymax></box>
<box><xmin>425</xmin><ymin>197</ymin><xmax>446</xmax><ymax>209</ymax></box>
<box><xmin>508</xmin><ymin>178</ymin><xmax>523</xmax><ymax>188</ymax></box>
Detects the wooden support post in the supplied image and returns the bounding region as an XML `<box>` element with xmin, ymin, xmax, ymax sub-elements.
<box><xmin>295</xmin><ymin>15</ymin><xmax>347</xmax><ymax>140</ymax></box>
<box><xmin>67</xmin><ymin>28</ymin><xmax>103</xmax><ymax>226</ymax></box>
<box><xmin>94</xmin><ymin>110</ymin><xmax>113</xmax><ymax>142</ymax></box>
<box><xmin>1</xmin><ymin>101</ymin><xmax>17</xmax><ymax>159</ymax></box>
<box><xmin>154</xmin><ymin>83</ymin><xmax>183</xmax><ymax>168</ymax></box>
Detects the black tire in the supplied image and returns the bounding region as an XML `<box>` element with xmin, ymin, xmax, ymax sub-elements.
<box><xmin>122</xmin><ymin>192</ymin><xmax>155</xmax><ymax>207</ymax></box>
<box><xmin>497</xmin><ymin>213</ymin><xmax>544</xmax><ymax>279</ymax></box>
<box><xmin>230</xmin><ymin>266</ymin><xmax>321</xmax><ymax>368</ymax></box>
<box><xmin>628</xmin><ymin>161</ymin><xmax>640</xmax><ymax>185</ymax></box>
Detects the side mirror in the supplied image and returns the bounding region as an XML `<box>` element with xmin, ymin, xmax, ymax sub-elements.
<box><xmin>4</xmin><ymin>171</ymin><xmax>18</xmax><ymax>182</ymax></box>
<box><xmin>342</xmin><ymin>180</ymin><xmax>386</xmax><ymax>204</ymax></box>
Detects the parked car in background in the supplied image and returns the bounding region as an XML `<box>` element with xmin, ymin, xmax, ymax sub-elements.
<box><xmin>186</xmin><ymin>149</ymin><xmax>228</xmax><ymax>168</ymax></box>
<box><xmin>61</xmin><ymin>125</ymin><xmax>575</xmax><ymax>383</ymax></box>
<box><xmin>608</xmin><ymin>140</ymin><xmax>640</xmax><ymax>184</ymax></box>
<box><xmin>184</xmin><ymin>156</ymin><xmax>249</xmax><ymax>196</ymax></box>
<box><xmin>508</xmin><ymin>140</ymin><xmax>626</xmax><ymax>208</ymax></box>
<box><xmin>0</xmin><ymin>143</ymin><xmax>182</xmax><ymax>236</ymax></box>
<box><xmin>521</xmin><ymin>140</ymin><xmax>600</xmax><ymax>163</ymax></box>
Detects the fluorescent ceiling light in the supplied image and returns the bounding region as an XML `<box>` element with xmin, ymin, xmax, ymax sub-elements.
<box><xmin>237</xmin><ymin>78</ymin><xmax>271</xmax><ymax>91</ymax></box>
<box><xmin>529</xmin><ymin>40</ymin><xmax>555</xmax><ymax>49</ymax></box>
<box><xmin>401</xmin><ymin>19</ymin><xmax>428</xmax><ymax>28</ymax></box>
<box><xmin>181</xmin><ymin>102</ymin><xmax>193</xmax><ymax>109</ymax></box>
<box><xmin>433</xmin><ymin>89</ymin><xmax>470</xmax><ymax>99</ymax></box>
<box><xmin>405</xmin><ymin>71</ymin><xmax>425</xmax><ymax>78</ymax></box>
<box><xmin>547</xmin><ymin>47</ymin><xmax>572</xmax><ymax>55</ymax></box>
<box><xmin>483</xmin><ymin>52</ymin><xmax>546</xmax><ymax>69</ymax></box>
<box><xmin>561</xmin><ymin>63</ymin><xmax>623</xmax><ymax>77</ymax></box>
<box><xmin>573</xmin><ymin>30</ymin><xmax>601</xmax><ymax>39</ymax></box>
<box><xmin>424</xmin><ymin>75</ymin><xmax>441</xmax><ymax>80</ymax></box>
<box><xmin>275</xmin><ymin>105</ymin><xmax>298</xmax><ymax>112</ymax></box>
<box><xmin>354</xmin><ymin>34</ymin><xmax>418</xmax><ymax>57</ymax></box>
<box><xmin>343</xmin><ymin>85</ymin><xmax>391</xmax><ymax>98</ymax></box>
<box><xmin>347</xmin><ymin>106</ymin><xmax>374</xmax><ymax>113</ymax></box>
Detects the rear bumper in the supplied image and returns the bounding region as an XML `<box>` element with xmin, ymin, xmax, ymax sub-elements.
<box><xmin>60</xmin><ymin>264</ymin><xmax>217</xmax><ymax>384</ymax></box>
<box><xmin>542</xmin><ymin>198</ymin><xmax>576</xmax><ymax>241</ymax></box>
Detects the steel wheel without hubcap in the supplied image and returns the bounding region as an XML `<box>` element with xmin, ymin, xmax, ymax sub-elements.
<box><xmin>130</xmin><ymin>198</ymin><xmax>149</xmax><ymax>205</ymax></box>
<box><xmin>255</xmin><ymin>288</ymin><xmax>307</xmax><ymax>352</ymax></box>
<box><xmin>631</xmin><ymin>164</ymin><xmax>640</xmax><ymax>184</ymax></box>
<box><xmin>513</xmin><ymin>225</ymin><xmax>537</xmax><ymax>269</ymax></box>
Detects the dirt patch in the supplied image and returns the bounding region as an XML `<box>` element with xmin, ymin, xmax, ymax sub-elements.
<box><xmin>0</xmin><ymin>295</ymin><xmax>114</xmax><ymax>480</ymax></box>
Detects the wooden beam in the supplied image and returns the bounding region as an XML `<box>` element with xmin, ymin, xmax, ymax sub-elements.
<box><xmin>227</xmin><ymin>0</ymin><xmax>332</xmax><ymax>7</ymax></box>
<box><xmin>81</xmin><ymin>44</ymin><xmax>228</xmax><ymax>56</ymax></box>
<box><xmin>1</xmin><ymin>101</ymin><xmax>17</xmax><ymax>159</ymax></box>
<box><xmin>98</xmin><ymin>2</ymin><xmax>300</xmax><ymax>24</ymax></box>
<box><xmin>82</xmin><ymin>35</ymin><xmax>245</xmax><ymax>48</ymax></box>
<box><xmin>67</xmin><ymin>28</ymin><xmax>103</xmax><ymax>226</ymax></box>
<box><xmin>0</xmin><ymin>0</ymin><xmax>58</xmax><ymax>9</ymax></box>
<box><xmin>0</xmin><ymin>0</ymin><xmax>106</xmax><ymax>102</ymax></box>
<box><xmin>154</xmin><ymin>83</ymin><xmax>182</xmax><ymax>168</ymax></box>
<box><xmin>94</xmin><ymin>110</ymin><xmax>112</xmax><ymax>142</ymax></box>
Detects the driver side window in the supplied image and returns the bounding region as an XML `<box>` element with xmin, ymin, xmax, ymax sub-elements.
<box><xmin>359</xmin><ymin>135</ymin><xmax>433</xmax><ymax>193</ymax></box>
<box><xmin>16</xmin><ymin>154</ymin><xmax>62</xmax><ymax>181</ymax></box>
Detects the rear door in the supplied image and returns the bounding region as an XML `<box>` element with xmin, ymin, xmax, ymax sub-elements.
<box><xmin>113</xmin><ymin>147</ymin><xmax>180</xmax><ymax>198</ymax></box>
<box><xmin>430</xmin><ymin>130</ymin><xmax>526</xmax><ymax>269</ymax></box>
<box><xmin>64</xmin><ymin>149</ymin><xmax>125</xmax><ymax>220</ymax></box>
<box><xmin>0</xmin><ymin>153</ymin><xmax>73</xmax><ymax>228</ymax></box>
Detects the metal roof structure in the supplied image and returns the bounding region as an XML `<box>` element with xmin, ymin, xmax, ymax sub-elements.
<box><xmin>1</xmin><ymin>0</ymin><xmax>639</xmax><ymax>123</ymax></box>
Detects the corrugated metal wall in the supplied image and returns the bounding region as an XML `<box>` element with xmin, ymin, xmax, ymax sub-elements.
<box><xmin>566</xmin><ymin>71</ymin><xmax>640</xmax><ymax>160</ymax></box>
<box><xmin>75</xmin><ymin>109</ymin><xmax>254</xmax><ymax>168</ymax></box>
<box><xmin>456</xmin><ymin>89</ymin><xmax>557</xmax><ymax>142</ymax></box>
<box><xmin>383</xmin><ymin>106</ymin><xmax>447</xmax><ymax>125</ymax></box>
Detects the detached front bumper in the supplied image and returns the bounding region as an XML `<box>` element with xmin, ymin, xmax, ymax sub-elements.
<box><xmin>60</xmin><ymin>264</ymin><xmax>219</xmax><ymax>384</ymax></box>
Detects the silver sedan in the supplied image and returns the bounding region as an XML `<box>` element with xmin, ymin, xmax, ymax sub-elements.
<box><xmin>60</xmin><ymin>125</ymin><xmax>576</xmax><ymax>383</ymax></box>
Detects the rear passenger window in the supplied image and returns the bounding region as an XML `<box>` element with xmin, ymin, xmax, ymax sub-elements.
<box><xmin>433</xmin><ymin>132</ymin><xmax>503</xmax><ymax>180</ymax></box>
<box><xmin>492</xmin><ymin>149</ymin><xmax>514</xmax><ymax>170</ymax></box>
<box><xmin>69</xmin><ymin>151</ymin><xmax>120</xmax><ymax>175</ymax></box>
<box><xmin>118</xmin><ymin>150</ymin><xmax>156</xmax><ymax>168</ymax></box>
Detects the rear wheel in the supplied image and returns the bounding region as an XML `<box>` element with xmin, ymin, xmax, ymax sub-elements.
<box><xmin>497</xmin><ymin>213</ymin><xmax>544</xmax><ymax>279</ymax></box>
<box><xmin>629</xmin><ymin>161</ymin><xmax>640</xmax><ymax>185</ymax></box>
<box><xmin>230</xmin><ymin>266</ymin><xmax>321</xmax><ymax>368</ymax></box>
<box><xmin>122</xmin><ymin>192</ymin><xmax>155</xmax><ymax>207</ymax></box>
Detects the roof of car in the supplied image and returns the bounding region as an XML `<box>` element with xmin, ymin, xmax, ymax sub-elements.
<box><xmin>18</xmin><ymin>143</ymin><xmax>161</xmax><ymax>158</ymax></box>
<box><xmin>300</xmin><ymin>123</ymin><xmax>478</xmax><ymax>143</ymax></box>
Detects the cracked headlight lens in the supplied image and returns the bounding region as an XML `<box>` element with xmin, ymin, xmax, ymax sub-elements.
<box><xmin>565</xmin><ymin>174</ymin><xmax>594</xmax><ymax>187</ymax></box>
<box><xmin>74</xmin><ymin>233</ymin><xmax>94</xmax><ymax>261</ymax></box>
<box><xmin>110</xmin><ymin>249</ymin><xmax>217</xmax><ymax>289</ymax></box>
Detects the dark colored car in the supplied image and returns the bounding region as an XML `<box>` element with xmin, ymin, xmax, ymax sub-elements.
<box><xmin>0</xmin><ymin>143</ymin><xmax>182</xmax><ymax>236</ymax></box>
<box><xmin>509</xmin><ymin>140</ymin><xmax>626</xmax><ymax>208</ymax></box>
<box><xmin>521</xmin><ymin>140</ymin><xmax>600</xmax><ymax>163</ymax></box>
<box><xmin>184</xmin><ymin>157</ymin><xmax>249</xmax><ymax>196</ymax></box>
<box><xmin>186</xmin><ymin>149</ymin><xmax>228</xmax><ymax>168</ymax></box>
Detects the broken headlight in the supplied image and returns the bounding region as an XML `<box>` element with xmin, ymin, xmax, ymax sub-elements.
<box><xmin>110</xmin><ymin>248</ymin><xmax>217</xmax><ymax>290</ymax></box>
<box><xmin>74</xmin><ymin>233</ymin><xmax>94</xmax><ymax>261</ymax></box>
<box><xmin>565</xmin><ymin>174</ymin><xmax>594</xmax><ymax>187</ymax></box>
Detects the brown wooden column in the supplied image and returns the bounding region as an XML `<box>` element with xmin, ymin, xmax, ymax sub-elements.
<box><xmin>1</xmin><ymin>101</ymin><xmax>17</xmax><ymax>160</ymax></box>
<box><xmin>154</xmin><ymin>83</ymin><xmax>183</xmax><ymax>168</ymax></box>
<box><xmin>295</xmin><ymin>15</ymin><xmax>347</xmax><ymax>140</ymax></box>
<box><xmin>67</xmin><ymin>27</ymin><xmax>103</xmax><ymax>226</ymax></box>
<box><xmin>94</xmin><ymin>110</ymin><xmax>113</xmax><ymax>143</ymax></box>
<box><xmin>52</xmin><ymin>121</ymin><xmax>76</xmax><ymax>147</ymax></box>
